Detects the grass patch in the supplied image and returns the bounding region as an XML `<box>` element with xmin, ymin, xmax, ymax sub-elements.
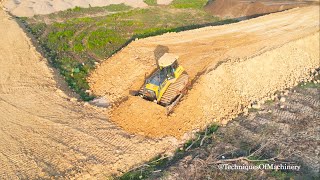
<box><xmin>143</xmin><ymin>0</ymin><xmax>158</xmax><ymax>6</ymax></box>
<box><xmin>248</xmin><ymin>108</ymin><xmax>259</xmax><ymax>113</ymax></box>
<box><xmin>264</xmin><ymin>99</ymin><xmax>274</xmax><ymax>105</ymax></box>
<box><xmin>299</xmin><ymin>81</ymin><xmax>320</xmax><ymax>89</ymax></box>
<box><xmin>298</xmin><ymin>73</ymin><xmax>320</xmax><ymax>89</ymax></box>
<box><xmin>23</xmin><ymin>5</ymin><xmax>237</xmax><ymax>101</ymax></box>
<box><xmin>171</xmin><ymin>0</ymin><xmax>209</xmax><ymax>9</ymax></box>
<box><xmin>44</xmin><ymin>4</ymin><xmax>132</xmax><ymax>20</ymax></box>
<box><xmin>270</xmin><ymin>171</ymin><xmax>295</xmax><ymax>180</ymax></box>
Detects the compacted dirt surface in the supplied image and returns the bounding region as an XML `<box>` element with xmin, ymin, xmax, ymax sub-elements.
<box><xmin>89</xmin><ymin>6</ymin><xmax>320</xmax><ymax>139</ymax></box>
<box><xmin>0</xmin><ymin>8</ymin><xmax>176</xmax><ymax>179</ymax></box>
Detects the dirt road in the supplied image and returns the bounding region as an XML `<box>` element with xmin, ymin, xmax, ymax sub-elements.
<box><xmin>0</xmin><ymin>9</ymin><xmax>174</xmax><ymax>179</ymax></box>
<box><xmin>89</xmin><ymin>6</ymin><xmax>320</xmax><ymax>138</ymax></box>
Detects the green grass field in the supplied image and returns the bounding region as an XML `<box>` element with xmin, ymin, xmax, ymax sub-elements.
<box><xmin>22</xmin><ymin>1</ymin><xmax>237</xmax><ymax>101</ymax></box>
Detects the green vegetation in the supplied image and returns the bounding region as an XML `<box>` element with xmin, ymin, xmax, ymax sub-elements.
<box><xmin>264</xmin><ymin>99</ymin><xmax>275</xmax><ymax>105</ymax></box>
<box><xmin>23</xmin><ymin>1</ymin><xmax>237</xmax><ymax>101</ymax></box>
<box><xmin>143</xmin><ymin>0</ymin><xmax>157</xmax><ymax>6</ymax></box>
<box><xmin>248</xmin><ymin>108</ymin><xmax>259</xmax><ymax>112</ymax></box>
<box><xmin>298</xmin><ymin>73</ymin><xmax>320</xmax><ymax>89</ymax></box>
<box><xmin>171</xmin><ymin>0</ymin><xmax>209</xmax><ymax>9</ymax></box>
<box><xmin>44</xmin><ymin>4</ymin><xmax>132</xmax><ymax>20</ymax></box>
<box><xmin>270</xmin><ymin>171</ymin><xmax>295</xmax><ymax>180</ymax></box>
<box><xmin>300</xmin><ymin>82</ymin><xmax>320</xmax><ymax>88</ymax></box>
<box><xmin>299</xmin><ymin>81</ymin><xmax>320</xmax><ymax>89</ymax></box>
<box><xmin>119</xmin><ymin>124</ymin><xmax>219</xmax><ymax>179</ymax></box>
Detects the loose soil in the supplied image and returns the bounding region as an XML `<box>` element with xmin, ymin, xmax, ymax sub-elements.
<box><xmin>0</xmin><ymin>8</ymin><xmax>175</xmax><ymax>179</ymax></box>
<box><xmin>1</xmin><ymin>1</ymin><xmax>319</xmax><ymax>178</ymax></box>
<box><xmin>89</xmin><ymin>6</ymin><xmax>320</xmax><ymax>138</ymax></box>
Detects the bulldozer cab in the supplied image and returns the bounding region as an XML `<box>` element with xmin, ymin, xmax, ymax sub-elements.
<box><xmin>137</xmin><ymin>53</ymin><xmax>187</xmax><ymax>106</ymax></box>
<box><xmin>158</xmin><ymin>53</ymin><xmax>179</xmax><ymax>81</ymax></box>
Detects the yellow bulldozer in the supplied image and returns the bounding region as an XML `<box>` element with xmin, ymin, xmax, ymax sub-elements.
<box><xmin>137</xmin><ymin>53</ymin><xmax>189</xmax><ymax>114</ymax></box>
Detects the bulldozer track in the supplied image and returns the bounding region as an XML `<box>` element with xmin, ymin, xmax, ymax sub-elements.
<box><xmin>160</xmin><ymin>73</ymin><xmax>189</xmax><ymax>106</ymax></box>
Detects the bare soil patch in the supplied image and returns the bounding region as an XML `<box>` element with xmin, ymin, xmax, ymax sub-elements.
<box><xmin>0</xmin><ymin>8</ymin><xmax>174</xmax><ymax>179</ymax></box>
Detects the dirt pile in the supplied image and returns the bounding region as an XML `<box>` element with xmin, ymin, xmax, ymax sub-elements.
<box><xmin>109</xmin><ymin>33</ymin><xmax>319</xmax><ymax>138</ymax></box>
<box><xmin>204</xmin><ymin>0</ymin><xmax>316</xmax><ymax>18</ymax></box>
<box><xmin>89</xmin><ymin>6</ymin><xmax>320</xmax><ymax>138</ymax></box>
<box><xmin>0</xmin><ymin>8</ymin><xmax>174</xmax><ymax>179</ymax></box>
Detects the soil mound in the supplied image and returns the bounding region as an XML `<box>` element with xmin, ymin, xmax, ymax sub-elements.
<box><xmin>89</xmin><ymin>6</ymin><xmax>320</xmax><ymax>138</ymax></box>
<box><xmin>204</xmin><ymin>0</ymin><xmax>314</xmax><ymax>18</ymax></box>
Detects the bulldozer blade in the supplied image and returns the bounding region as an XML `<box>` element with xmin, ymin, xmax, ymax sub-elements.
<box><xmin>129</xmin><ymin>90</ymin><xmax>139</xmax><ymax>96</ymax></box>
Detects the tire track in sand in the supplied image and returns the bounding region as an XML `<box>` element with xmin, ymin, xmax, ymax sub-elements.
<box><xmin>0</xmin><ymin>9</ymin><xmax>174</xmax><ymax>179</ymax></box>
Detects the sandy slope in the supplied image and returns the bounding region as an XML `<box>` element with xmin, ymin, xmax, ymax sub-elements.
<box><xmin>3</xmin><ymin>0</ymin><xmax>148</xmax><ymax>17</ymax></box>
<box><xmin>0</xmin><ymin>9</ymin><xmax>174</xmax><ymax>179</ymax></box>
<box><xmin>89</xmin><ymin>6</ymin><xmax>320</xmax><ymax>138</ymax></box>
<box><xmin>204</xmin><ymin>0</ymin><xmax>316</xmax><ymax>18</ymax></box>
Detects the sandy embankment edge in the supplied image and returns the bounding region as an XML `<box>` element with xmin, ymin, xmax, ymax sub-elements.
<box><xmin>197</xmin><ymin>31</ymin><xmax>320</xmax><ymax>126</ymax></box>
<box><xmin>110</xmin><ymin>32</ymin><xmax>320</xmax><ymax>138</ymax></box>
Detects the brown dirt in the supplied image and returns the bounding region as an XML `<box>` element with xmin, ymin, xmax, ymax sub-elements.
<box><xmin>89</xmin><ymin>6</ymin><xmax>320</xmax><ymax>139</ymax></box>
<box><xmin>0</xmin><ymin>8</ymin><xmax>175</xmax><ymax>179</ymax></box>
<box><xmin>204</xmin><ymin>0</ymin><xmax>318</xmax><ymax>19</ymax></box>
